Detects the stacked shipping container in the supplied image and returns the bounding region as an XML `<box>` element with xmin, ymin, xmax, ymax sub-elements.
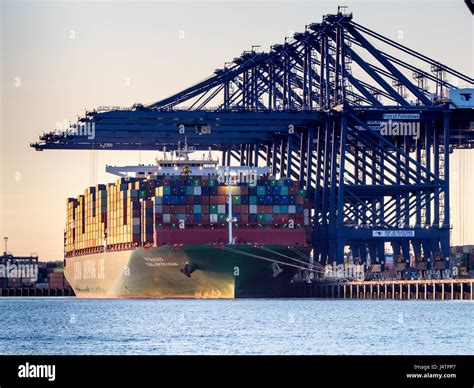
<box><xmin>65</xmin><ymin>175</ymin><xmax>311</xmax><ymax>257</ymax></box>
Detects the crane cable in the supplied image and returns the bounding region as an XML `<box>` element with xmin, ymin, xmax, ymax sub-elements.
<box><xmin>220</xmin><ymin>246</ymin><xmax>326</xmax><ymax>273</ymax></box>
<box><xmin>288</xmin><ymin>247</ymin><xmax>325</xmax><ymax>269</ymax></box>
<box><xmin>256</xmin><ymin>246</ymin><xmax>324</xmax><ymax>270</ymax></box>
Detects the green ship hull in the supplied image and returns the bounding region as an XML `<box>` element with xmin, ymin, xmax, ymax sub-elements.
<box><xmin>64</xmin><ymin>244</ymin><xmax>310</xmax><ymax>298</ymax></box>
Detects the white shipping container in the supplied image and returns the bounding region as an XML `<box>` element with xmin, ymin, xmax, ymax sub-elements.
<box><xmin>210</xmin><ymin>214</ymin><xmax>218</xmax><ymax>223</ymax></box>
<box><xmin>194</xmin><ymin>187</ymin><xmax>201</xmax><ymax>195</ymax></box>
<box><xmin>163</xmin><ymin>214</ymin><xmax>171</xmax><ymax>223</ymax></box>
<box><xmin>249</xmin><ymin>205</ymin><xmax>257</xmax><ymax>214</ymax></box>
<box><xmin>288</xmin><ymin>205</ymin><xmax>296</xmax><ymax>213</ymax></box>
<box><xmin>218</xmin><ymin>205</ymin><xmax>226</xmax><ymax>213</ymax></box>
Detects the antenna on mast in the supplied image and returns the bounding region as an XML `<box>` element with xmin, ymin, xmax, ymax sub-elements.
<box><xmin>184</xmin><ymin>137</ymin><xmax>189</xmax><ymax>160</ymax></box>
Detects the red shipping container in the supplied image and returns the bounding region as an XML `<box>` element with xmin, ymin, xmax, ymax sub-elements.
<box><xmin>241</xmin><ymin>214</ymin><xmax>249</xmax><ymax>223</ymax></box>
<box><xmin>296</xmin><ymin>196</ymin><xmax>304</xmax><ymax>205</ymax></box>
<box><xmin>217</xmin><ymin>186</ymin><xmax>227</xmax><ymax>196</ymax></box>
<box><xmin>201</xmin><ymin>197</ymin><xmax>210</xmax><ymax>205</ymax></box>
<box><xmin>201</xmin><ymin>206</ymin><xmax>210</xmax><ymax>214</ymax></box>
<box><xmin>163</xmin><ymin>205</ymin><xmax>171</xmax><ymax>213</ymax></box>
<box><xmin>201</xmin><ymin>214</ymin><xmax>210</xmax><ymax>223</ymax></box>
<box><xmin>177</xmin><ymin>205</ymin><xmax>186</xmax><ymax>213</ymax></box>
<box><xmin>233</xmin><ymin>205</ymin><xmax>241</xmax><ymax>213</ymax></box>
<box><xmin>295</xmin><ymin>214</ymin><xmax>304</xmax><ymax>223</ymax></box>
<box><xmin>171</xmin><ymin>214</ymin><xmax>178</xmax><ymax>223</ymax></box>
<box><xmin>218</xmin><ymin>196</ymin><xmax>226</xmax><ymax>205</ymax></box>
<box><xmin>155</xmin><ymin>228</ymin><xmax>306</xmax><ymax>245</ymax></box>
<box><xmin>210</xmin><ymin>196</ymin><xmax>219</xmax><ymax>205</ymax></box>
<box><xmin>240</xmin><ymin>186</ymin><xmax>249</xmax><ymax>196</ymax></box>
<box><xmin>288</xmin><ymin>187</ymin><xmax>297</xmax><ymax>195</ymax></box>
<box><xmin>241</xmin><ymin>206</ymin><xmax>249</xmax><ymax>214</ymax></box>
<box><xmin>170</xmin><ymin>205</ymin><xmax>178</xmax><ymax>213</ymax></box>
<box><xmin>186</xmin><ymin>196</ymin><xmax>194</xmax><ymax>205</ymax></box>
<box><xmin>185</xmin><ymin>205</ymin><xmax>193</xmax><ymax>214</ymax></box>
<box><xmin>264</xmin><ymin>205</ymin><xmax>272</xmax><ymax>214</ymax></box>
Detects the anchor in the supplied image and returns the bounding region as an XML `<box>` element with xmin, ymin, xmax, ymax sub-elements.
<box><xmin>180</xmin><ymin>262</ymin><xmax>196</xmax><ymax>278</ymax></box>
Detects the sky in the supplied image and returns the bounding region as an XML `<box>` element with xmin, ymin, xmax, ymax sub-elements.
<box><xmin>1</xmin><ymin>0</ymin><xmax>473</xmax><ymax>259</ymax></box>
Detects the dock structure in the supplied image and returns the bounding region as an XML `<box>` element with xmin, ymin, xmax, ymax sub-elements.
<box><xmin>30</xmin><ymin>9</ymin><xmax>474</xmax><ymax>280</ymax></box>
<box><xmin>287</xmin><ymin>279</ymin><xmax>474</xmax><ymax>300</ymax></box>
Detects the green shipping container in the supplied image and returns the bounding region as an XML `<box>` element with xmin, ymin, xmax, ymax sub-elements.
<box><xmin>163</xmin><ymin>186</ymin><xmax>171</xmax><ymax>195</ymax></box>
<box><xmin>273</xmin><ymin>205</ymin><xmax>281</xmax><ymax>214</ymax></box>
<box><xmin>280</xmin><ymin>186</ymin><xmax>289</xmax><ymax>195</ymax></box>
<box><xmin>280</xmin><ymin>205</ymin><xmax>288</xmax><ymax>213</ymax></box>
<box><xmin>265</xmin><ymin>214</ymin><xmax>273</xmax><ymax>222</ymax></box>
<box><xmin>257</xmin><ymin>186</ymin><xmax>266</xmax><ymax>196</ymax></box>
<box><xmin>257</xmin><ymin>214</ymin><xmax>265</xmax><ymax>223</ymax></box>
<box><xmin>218</xmin><ymin>214</ymin><xmax>227</xmax><ymax>222</ymax></box>
<box><xmin>232</xmin><ymin>195</ymin><xmax>241</xmax><ymax>205</ymax></box>
<box><xmin>249</xmin><ymin>196</ymin><xmax>257</xmax><ymax>205</ymax></box>
<box><xmin>210</xmin><ymin>205</ymin><xmax>218</xmax><ymax>214</ymax></box>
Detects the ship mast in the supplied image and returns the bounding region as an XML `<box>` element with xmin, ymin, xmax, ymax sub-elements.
<box><xmin>228</xmin><ymin>170</ymin><xmax>233</xmax><ymax>245</ymax></box>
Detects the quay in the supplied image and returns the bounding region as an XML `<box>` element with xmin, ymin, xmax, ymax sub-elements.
<box><xmin>287</xmin><ymin>279</ymin><xmax>474</xmax><ymax>300</ymax></box>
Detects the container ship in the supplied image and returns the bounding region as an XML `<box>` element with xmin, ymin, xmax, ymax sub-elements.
<box><xmin>64</xmin><ymin>147</ymin><xmax>313</xmax><ymax>298</ymax></box>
